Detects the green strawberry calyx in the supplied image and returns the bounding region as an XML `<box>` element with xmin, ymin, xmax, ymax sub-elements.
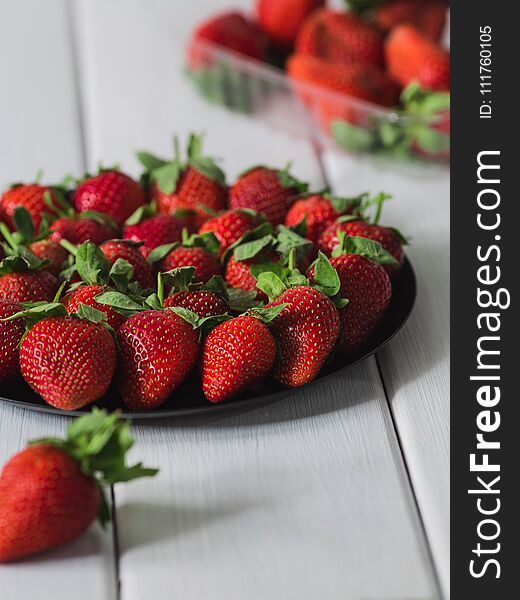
<box><xmin>331</xmin><ymin>232</ymin><xmax>399</xmax><ymax>266</ymax></box>
<box><xmin>147</xmin><ymin>229</ymin><xmax>221</xmax><ymax>264</ymax></box>
<box><xmin>31</xmin><ymin>408</ymin><xmax>158</xmax><ymax>525</ymax></box>
<box><xmin>0</xmin><ymin>245</ymin><xmax>49</xmax><ymax>276</ymax></box>
<box><xmin>137</xmin><ymin>133</ymin><xmax>226</xmax><ymax>195</ymax></box>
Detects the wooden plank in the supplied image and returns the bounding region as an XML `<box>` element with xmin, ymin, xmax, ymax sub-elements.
<box><xmin>323</xmin><ymin>153</ymin><xmax>450</xmax><ymax>598</ymax></box>
<box><xmin>75</xmin><ymin>1</ymin><xmax>439</xmax><ymax>598</ymax></box>
<box><xmin>0</xmin><ymin>2</ymin><xmax>116</xmax><ymax>598</ymax></box>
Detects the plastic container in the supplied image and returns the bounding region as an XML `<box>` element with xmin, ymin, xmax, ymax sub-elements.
<box><xmin>186</xmin><ymin>38</ymin><xmax>450</xmax><ymax>164</ymax></box>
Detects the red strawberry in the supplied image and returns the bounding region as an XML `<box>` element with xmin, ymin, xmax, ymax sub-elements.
<box><xmin>202</xmin><ymin>315</ymin><xmax>277</xmax><ymax>402</ymax></box>
<box><xmin>0</xmin><ymin>410</ymin><xmax>157</xmax><ymax>562</ymax></box>
<box><xmin>100</xmin><ymin>240</ymin><xmax>155</xmax><ymax>289</ymax></box>
<box><xmin>74</xmin><ymin>171</ymin><xmax>144</xmax><ymax>226</ymax></box>
<box><xmin>160</xmin><ymin>246</ymin><xmax>221</xmax><ymax>284</ymax></box>
<box><xmin>374</xmin><ymin>0</ymin><xmax>448</xmax><ymax>41</ymax></box>
<box><xmin>256</xmin><ymin>0</ymin><xmax>325</xmax><ymax>48</ymax></box>
<box><xmin>259</xmin><ymin>281</ymin><xmax>340</xmax><ymax>387</ymax></box>
<box><xmin>116</xmin><ymin>310</ymin><xmax>200</xmax><ymax>410</ymax></box>
<box><xmin>0</xmin><ymin>300</ymin><xmax>25</xmax><ymax>382</ymax></box>
<box><xmin>62</xmin><ymin>285</ymin><xmax>126</xmax><ymax>330</ymax></box>
<box><xmin>188</xmin><ymin>11</ymin><xmax>268</xmax><ymax>69</ymax></box>
<box><xmin>0</xmin><ymin>269</ymin><xmax>58</xmax><ymax>303</ymax></box>
<box><xmin>385</xmin><ymin>24</ymin><xmax>450</xmax><ymax>91</ymax></box>
<box><xmin>318</xmin><ymin>219</ymin><xmax>405</xmax><ymax>274</ymax></box>
<box><xmin>123</xmin><ymin>215</ymin><xmax>183</xmax><ymax>258</ymax></box>
<box><xmin>287</xmin><ymin>54</ymin><xmax>400</xmax><ymax>125</ymax></box>
<box><xmin>139</xmin><ymin>135</ymin><xmax>228</xmax><ymax>230</ymax></box>
<box><xmin>225</xmin><ymin>255</ymin><xmax>269</xmax><ymax>301</ymax></box>
<box><xmin>28</xmin><ymin>240</ymin><xmax>69</xmax><ymax>278</ymax></box>
<box><xmin>285</xmin><ymin>193</ymin><xmax>364</xmax><ymax>245</ymax></box>
<box><xmin>296</xmin><ymin>9</ymin><xmax>384</xmax><ymax>67</ymax></box>
<box><xmin>309</xmin><ymin>247</ymin><xmax>392</xmax><ymax>354</ymax></box>
<box><xmin>164</xmin><ymin>290</ymin><xmax>228</xmax><ymax>318</ymax></box>
<box><xmin>0</xmin><ymin>184</ymin><xmax>60</xmax><ymax>233</ymax></box>
<box><xmin>199</xmin><ymin>209</ymin><xmax>262</xmax><ymax>257</ymax></box>
<box><xmin>50</xmin><ymin>216</ymin><xmax>116</xmax><ymax>245</ymax></box>
<box><xmin>20</xmin><ymin>316</ymin><xmax>116</xmax><ymax>410</ymax></box>
<box><xmin>230</xmin><ymin>166</ymin><xmax>308</xmax><ymax>226</ymax></box>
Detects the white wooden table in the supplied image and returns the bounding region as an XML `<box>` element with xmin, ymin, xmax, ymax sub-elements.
<box><xmin>0</xmin><ymin>1</ymin><xmax>450</xmax><ymax>599</ymax></box>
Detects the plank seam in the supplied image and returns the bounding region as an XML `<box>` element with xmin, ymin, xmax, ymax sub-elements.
<box><xmin>110</xmin><ymin>486</ymin><xmax>122</xmax><ymax>600</ymax></box>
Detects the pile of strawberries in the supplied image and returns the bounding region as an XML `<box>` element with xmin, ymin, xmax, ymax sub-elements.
<box><xmin>189</xmin><ymin>0</ymin><xmax>450</xmax><ymax>108</ymax></box>
<box><xmin>0</xmin><ymin>134</ymin><xmax>408</xmax><ymax>413</ymax></box>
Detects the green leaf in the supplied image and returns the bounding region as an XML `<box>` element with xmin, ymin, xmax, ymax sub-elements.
<box><xmin>331</xmin><ymin>120</ymin><xmax>376</xmax><ymax>153</ymax></box>
<box><xmin>160</xmin><ymin>267</ymin><xmax>196</xmax><ymax>293</ymax></box>
<box><xmin>286</xmin><ymin>270</ymin><xmax>309</xmax><ymax>287</ymax></box>
<box><xmin>76</xmin><ymin>242</ymin><xmax>110</xmax><ymax>285</ymax></box>
<box><xmin>95</xmin><ymin>291</ymin><xmax>146</xmax><ymax>312</ymax></box>
<box><xmin>109</xmin><ymin>258</ymin><xmax>134</xmax><ymax>292</ymax></box>
<box><xmin>413</xmin><ymin>126</ymin><xmax>450</xmax><ymax>154</ymax></box>
<box><xmin>233</xmin><ymin>234</ymin><xmax>274</xmax><ymax>262</ymax></box>
<box><xmin>2</xmin><ymin>302</ymin><xmax>68</xmax><ymax>326</ymax></box>
<box><xmin>189</xmin><ymin>156</ymin><xmax>226</xmax><ymax>186</ymax></box>
<box><xmin>75</xmin><ymin>303</ymin><xmax>108</xmax><ymax>323</ymax></box>
<box><xmin>277</xmin><ymin>163</ymin><xmax>309</xmax><ymax>194</ymax></box>
<box><xmin>275</xmin><ymin>225</ymin><xmax>313</xmax><ymax>262</ymax></box>
<box><xmin>0</xmin><ymin>248</ymin><xmax>47</xmax><ymax>276</ymax></box>
<box><xmin>182</xmin><ymin>230</ymin><xmax>221</xmax><ymax>256</ymax></box>
<box><xmin>325</xmin><ymin>193</ymin><xmax>365</xmax><ymax>215</ymax></box>
<box><xmin>168</xmin><ymin>306</ymin><xmax>201</xmax><ymax>328</ymax></box>
<box><xmin>227</xmin><ymin>287</ymin><xmax>261</xmax><ymax>312</ymax></box>
<box><xmin>153</xmin><ymin>162</ymin><xmax>181</xmax><ymax>195</ymax></box>
<box><xmin>144</xmin><ymin>293</ymin><xmax>162</xmax><ymax>310</ymax></box>
<box><xmin>250</xmin><ymin>261</ymin><xmax>287</xmax><ymax>281</ymax></box>
<box><xmin>332</xmin><ymin>233</ymin><xmax>399</xmax><ymax>266</ymax></box>
<box><xmin>247</xmin><ymin>304</ymin><xmax>287</xmax><ymax>323</ymax></box>
<box><xmin>147</xmin><ymin>242</ymin><xmax>179</xmax><ymax>264</ymax></box>
<box><xmin>203</xmin><ymin>275</ymin><xmax>229</xmax><ymax>300</ymax></box>
<box><xmin>223</xmin><ymin>221</ymin><xmax>273</xmax><ymax>263</ymax></box>
<box><xmin>136</xmin><ymin>151</ymin><xmax>168</xmax><ymax>172</ymax></box>
<box><xmin>125</xmin><ymin>203</ymin><xmax>156</xmax><ymax>226</ymax></box>
<box><xmin>13</xmin><ymin>206</ymin><xmax>35</xmax><ymax>243</ymax></box>
<box><xmin>312</xmin><ymin>252</ymin><xmax>341</xmax><ymax>297</ymax></box>
<box><xmin>255</xmin><ymin>272</ymin><xmax>287</xmax><ymax>301</ymax></box>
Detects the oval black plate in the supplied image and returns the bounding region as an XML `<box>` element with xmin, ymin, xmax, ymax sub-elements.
<box><xmin>1</xmin><ymin>260</ymin><xmax>416</xmax><ymax>420</ymax></box>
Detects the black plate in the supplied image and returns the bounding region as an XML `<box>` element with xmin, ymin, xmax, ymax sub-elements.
<box><xmin>1</xmin><ymin>260</ymin><xmax>417</xmax><ymax>420</ymax></box>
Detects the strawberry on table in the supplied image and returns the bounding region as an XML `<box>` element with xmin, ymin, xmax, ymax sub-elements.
<box><xmin>385</xmin><ymin>24</ymin><xmax>450</xmax><ymax>91</ymax></box>
<box><xmin>198</xmin><ymin>209</ymin><xmax>264</xmax><ymax>257</ymax></box>
<box><xmin>0</xmin><ymin>183</ymin><xmax>62</xmax><ymax>233</ymax></box>
<box><xmin>16</xmin><ymin>303</ymin><xmax>117</xmax><ymax>410</ymax></box>
<box><xmin>74</xmin><ymin>170</ymin><xmax>145</xmax><ymax>226</ymax></box>
<box><xmin>138</xmin><ymin>134</ymin><xmax>228</xmax><ymax>231</ymax></box>
<box><xmin>0</xmin><ymin>300</ymin><xmax>25</xmax><ymax>383</ymax></box>
<box><xmin>256</xmin><ymin>0</ymin><xmax>325</xmax><ymax>48</ymax></box>
<box><xmin>202</xmin><ymin>310</ymin><xmax>283</xmax><ymax>403</ymax></box>
<box><xmin>229</xmin><ymin>165</ymin><xmax>308</xmax><ymax>226</ymax></box>
<box><xmin>123</xmin><ymin>214</ymin><xmax>184</xmax><ymax>257</ymax></box>
<box><xmin>310</xmin><ymin>237</ymin><xmax>394</xmax><ymax>354</ymax></box>
<box><xmin>0</xmin><ymin>410</ymin><xmax>157</xmax><ymax>562</ymax></box>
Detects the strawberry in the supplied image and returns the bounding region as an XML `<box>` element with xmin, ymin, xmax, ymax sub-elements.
<box><xmin>198</xmin><ymin>209</ymin><xmax>263</xmax><ymax>257</ymax></box>
<box><xmin>74</xmin><ymin>170</ymin><xmax>145</xmax><ymax>226</ymax></box>
<box><xmin>0</xmin><ymin>300</ymin><xmax>25</xmax><ymax>382</ymax></box>
<box><xmin>0</xmin><ymin>250</ymin><xmax>58</xmax><ymax>303</ymax></box>
<box><xmin>229</xmin><ymin>165</ymin><xmax>308</xmax><ymax>226</ymax></box>
<box><xmin>19</xmin><ymin>308</ymin><xmax>117</xmax><ymax>410</ymax></box>
<box><xmin>28</xmin><ymin>240</ymin><xmax>69</xmax><ymax>278</ymax></box>
<box><xmin>123</xmin><ymin>214</ymin><xmax>183</xmax><ymax>257</ymax></box>
<box><xmin>225</xmin><ymin>255</ymin><xmax>272</xmax><ymax>300</ymax></box>
<box><xmin>202</xmin><ymin>313</ymin><xmax>279</xmax><ymax>402</ymax></box>
<box><xmin>50</xmin><ymin>215</ymin><xmax>116</xmax><ymax>245</ymax></box>
<box><xmin>374</xmin><ymin>0</ymin><xmax>448</xmax><ymax>41</ymax></box>
<box><xmin>309</xmin><ymin>239</ymin><xmax>393</xmax><ymax>353</ymax></box>
<box><xmin>285</xmin><ymin>193</ymin><xmax>364</xmax><ymax>245</ymax></box>
<box><xmin>295</xmin><ymin>9</ymin><xmax>384</xmax><ymax>67</ymax></box>
<box><xmin>188</xmin><ymin>11</ymin><xmax>268</xmax><ymax>69</ymax></box>
<box><xmin>62</xmin><ymin>284</ymin><xmax>126</xmax><ymax>330</ymax></box>
<box><xmin>256</xmin><ymin>0</ymin><xmax>325</xmax><ymax>48</ymax></box>
<box><xmin>151</xmin><ymin>230</ymin><xmax>222</xmax><ymax>285</ymax></box>
<box><xmin>0</xmin><ymin>410</ymin><xmax>157</xmax><ymax>562</ymax></box>
<box><xmin>0</xmin><ymin>184</ymin><xmax>61</xmax><ymax>233</ymax></box>
<box><xmin>262</xmin><ymin>283</ymin><xmax>340</xmax><ymax>387</ymax></box>
<box><xmin>101</xmin><ymin>240</ymin><xmax>155</xmax><ymax>289</ymax></box>
<box><xmin>164</xmin><ymin>290</ymin><xmax>228</xmax><ymax>318</ymax></box>
<box><xmin>138</xmin><ymin>135</ymin><xmax>228</xmax><ymax>230</ymax></box>
<box><xmin>318</xmin><ymin>219</ymin><xmax>406</xmax><ymax>274</ymax></box>
<box><xmin>0</xmin><ymin>206</ymin><xmax>69</xmax><ymax>278</ymax></box>
<box><xmin>385</xmin><ymin>24</ymin><xmax>450</xmax><ymax>91</ymax></box>
<box><xmin>116</xmin><ymin>310</ymin><xmax>200</xmax><ymax>410</ymax></box>
<box><xmin>287</xmin><ymin>54</ymin><xmax>400</xmax><ymax>128</ymax></box>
